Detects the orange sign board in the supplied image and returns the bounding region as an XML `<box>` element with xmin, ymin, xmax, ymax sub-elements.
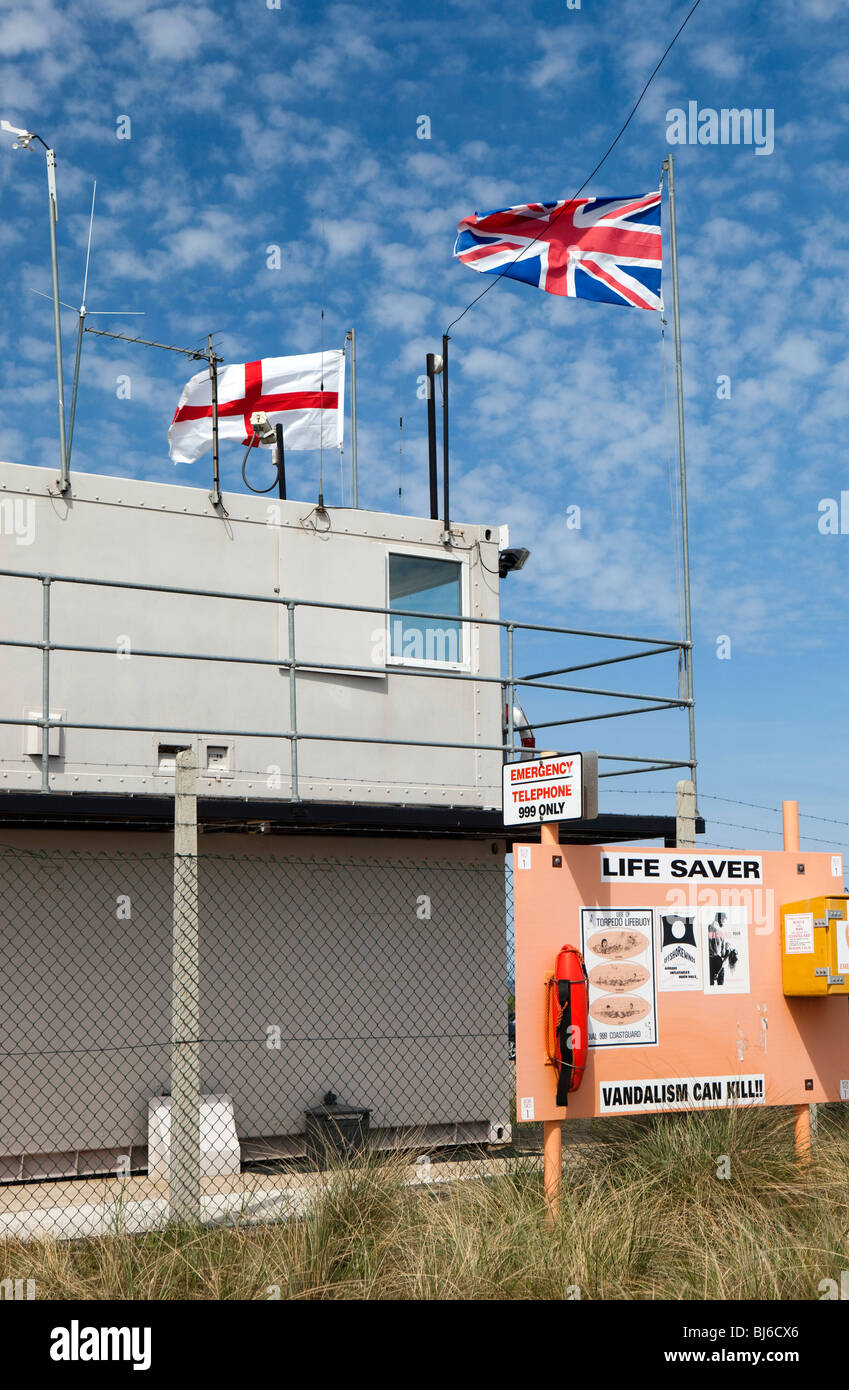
<box><xmin>513</xmin><ymin>844</ymin><xmax>849</xmax><ymax>1122</ymax></box>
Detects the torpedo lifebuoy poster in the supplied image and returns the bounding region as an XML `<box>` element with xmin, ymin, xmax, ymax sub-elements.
<box><xmin>580</xmin><ymin>907</ymin><xmax>658</xmax><ymax>1047</ymax></box>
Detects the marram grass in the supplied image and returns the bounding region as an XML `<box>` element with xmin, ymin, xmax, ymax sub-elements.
<box><xmin>2</xmin><ymin>1105</ymin><xmax>848</xmax><ymax>1300</ymax></box>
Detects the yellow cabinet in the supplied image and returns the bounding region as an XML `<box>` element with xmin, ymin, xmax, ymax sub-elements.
<box><xmin>781</xmin><ymin>895</ymin><xmax>849</xmax><ymax>995</ymax></box>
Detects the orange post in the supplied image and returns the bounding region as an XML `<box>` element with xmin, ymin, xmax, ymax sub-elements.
<box><xmin>538</xmin><ymin>753</ymin><xmax>560</xmax><ymax>852</ymax></box>
<box><xmin>782</xmin><ymin>799</ymin><xmax>811</xmax><ymax>1159</ymax></box>
<box><xmin>543</xmin><ymin>1118</ymin><xmax>562</xmax><ymax>1226</ymax></box>
<box><xmin>794</xmin><ymin>1103</ymin><xmax>812</xmax><ymax>1163</ymax></box>
<box><xmin>541</xmin><ymin>813</ymin><xmax>562</xmax><ymax>1223</ymax></box>
<box><xmin>782</xmin><ymin>800</ymin><xmax>800</xmax><ymax>853</ymax></box>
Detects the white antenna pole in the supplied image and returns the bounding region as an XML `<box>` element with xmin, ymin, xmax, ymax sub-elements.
<box><xmin>66</xmin><ymin>182</ymin><xmax>96</xmax><ymax>469</ymax></box>
<box><xmin>45</xmin><ymin>147</ymin><xmax>69</xmax><ymax>493</ymax></box>
<box><xmin>663</xmin><ymin>152</ymin><xmax>697</xmax><ymax>798</ymax></box>
<box><xmin>346</xmin><ymin>328</ymin><xmax>358</xmax><ymax>508</ymax></box>
<box><xmin>2</xmin><ymin>122</ymin><xmax>68</xmax><ymax>488</ymax></box>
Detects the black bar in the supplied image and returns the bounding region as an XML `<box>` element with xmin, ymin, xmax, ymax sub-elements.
<box><xmin>275</xmin><ymin>423</ymin><xmax>286</xmax><ymax>500</ymax></box>
<box><xmin>0</xmin><ymin>790</ymin><xmax>703</xmax><ymax>843</ymax></box>
<box><xmin>426</xmin><ymin>353</ymin><xmax>438</xmax><ymax>519</ymax></box>
<box><xmin>442</xmin><ymin>334</ymin><xmax>450</xmax><ymax>536</ymax></box>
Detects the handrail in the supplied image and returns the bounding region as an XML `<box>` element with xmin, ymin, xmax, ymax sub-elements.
<box><xmin>0</xmin><ymin>568</ymin><xmax>695</xmax><ymax>797</ymax></box>
<box><xmin>0</xmin><ymin>637</ymin><xmax>691</xmax><ymax>707</ymax></box>
<box><xmin>0</xmin><ymin>568</ymin><xmax>691</xmax><ymax>648</ymax></box>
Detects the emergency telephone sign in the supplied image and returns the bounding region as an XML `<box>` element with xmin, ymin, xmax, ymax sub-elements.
<box><xmin>502</xmin><ymin>753</ymin><xmax>584</xmax><ymax>826</ymax></box>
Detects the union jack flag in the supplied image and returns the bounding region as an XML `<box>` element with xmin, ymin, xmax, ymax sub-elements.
<box><xmin>453</xmin><ymin>191</ymin><xmax>663</xmax><ymax>311</ymax></box>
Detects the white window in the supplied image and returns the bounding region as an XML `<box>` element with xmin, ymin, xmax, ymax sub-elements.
<box><xmin>387</xmin><ymin>553</ymin><xmax>467</xmax><ymax>668</ymax></box>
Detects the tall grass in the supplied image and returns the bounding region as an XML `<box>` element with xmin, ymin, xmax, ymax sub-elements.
<box><xmin>2</xmin><ymin>1106</ymin><xmax>848</xmax><ymax>1299</ymax></box>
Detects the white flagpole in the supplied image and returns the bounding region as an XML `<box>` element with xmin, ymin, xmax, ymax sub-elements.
<box><xmin>663</xmin><ymin>153</ymin><xmax>697</xmax><ymax>798</ymax></box>
<box><xmin>346</xmin><ymin>328</ymin><xmax>358</xmax><ymax>508</ymax></box>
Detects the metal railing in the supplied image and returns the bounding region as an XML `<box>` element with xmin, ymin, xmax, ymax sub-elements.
<box><xmin>0</xmin><ymin>567</ymin><xmax>695</xmax><ymax>798</ymax></box>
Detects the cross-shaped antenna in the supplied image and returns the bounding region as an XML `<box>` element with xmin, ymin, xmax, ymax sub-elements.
<box><xmin>29</xmin><ymin>181</ymin><xmax>145</xmax><ymax>468</ymax></box>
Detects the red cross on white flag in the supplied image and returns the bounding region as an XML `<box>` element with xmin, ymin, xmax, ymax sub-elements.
<box><xmin>168</xmin><ymin>350</ymin><xmax>345</xmax><ymax>464</ymax></box>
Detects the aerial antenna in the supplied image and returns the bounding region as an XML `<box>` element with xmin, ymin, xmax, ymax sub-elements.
<box><xmin>83</xmin><ymin>324</ymin><xmax>224</xmax><ymax>510</ymax></box>
<box><xmin>67</xmin><ymin>182</ymin><xmax>146</xmax><ymax>466</ymax></box>
<box><xmin>398</xmin><ymin>410</ymin><xmax>403</xmax><ymax>513</ymax></box>
<box><xmin>30</xmin><ymin>180</ymin><xmax>145</xmax><ymax>469</ymax></box>
<box><xmin>317</xmin><ymin>306</ymin><xmax>326</xmax><ymax>511</ymax></box>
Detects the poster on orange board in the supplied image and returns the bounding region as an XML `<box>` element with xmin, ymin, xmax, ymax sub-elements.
<box><xmin>514</xmin><ymin>846</ymin><xmax>849</xmax><ymax>1123</ymax></box>
<box><xmin>657</xmin><ymin>909</ymin><xmax>702</xmax><ymax>991</ymax></box>
<box><xmin>700</xmin><ymin>905</ymin><xmax>750</xmax><ymax>995</ymax></box>
<box><xmin>580</xmin><ymin>906</ymin><xmax>657</xmax><ymax>1048</ymax></box>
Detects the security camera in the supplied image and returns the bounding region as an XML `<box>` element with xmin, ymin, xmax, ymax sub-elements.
<box><xmin>498</xmin><ymin>547</ymin><xmax>530</xmax><ymax>578</ymax></box>
<box><xmin>249</xmin><ymin>411</ymin><xmax>276</xmax><ymax>445</ymax></box>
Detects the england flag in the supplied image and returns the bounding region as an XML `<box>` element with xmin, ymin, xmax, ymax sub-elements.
<box><xmin>168</xmin><ymin>350</ymin><xmax>345</xmax><ymax>464</ymax></box>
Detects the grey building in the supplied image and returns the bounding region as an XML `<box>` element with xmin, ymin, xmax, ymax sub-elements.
<box><xmin>0</xmin><ymin>460</ymin><xmax>692</xmax><ymax>1184</ymax></box>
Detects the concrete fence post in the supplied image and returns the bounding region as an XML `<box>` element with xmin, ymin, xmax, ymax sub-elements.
<box><xmin>170</xmin><ymin>748</ymin><xmax>201</xmax><ymax>1223</ymax></box>
<box><xmin>676</xmin><ymin>779</ymin><xmax>696</xmax><ymax>850</ymax></box>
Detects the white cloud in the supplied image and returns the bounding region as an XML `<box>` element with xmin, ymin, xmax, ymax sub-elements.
<box><xmin>528</xmin><ymin>27</ymin><xmax>590</xmax><ymax>89</ymax></box>
<box><xmin>0</xmin><ymin>5</ymin><xmax>61</xmax><ymax>55</ymax></box>
<box><xmin>316</xmin><ymin>217</ymin><xmax>377</xmax><ymax>260</ymax></box>
<box><xmin>690</xmin><ymin>41</ymin><xmax>746</xmax><ymax>81</ymax></box>
<box><xmin>134</xmin><ymin>6</ymin><xmax>218</xmax><ymax>62</ymax></box>
<box><xmin>404</xmin><ymin>151</ymin><xmax>460</xmax><ymax>186</ymax></box>
<box><xmin>371</xmin><ymin>290</ymin><xmax>434</xmax><ymax>334</ymax></box>
<box><xmin>770</xmin><ymin>333</ymin><xmax>827</xmax><ymax>378</ymax></box>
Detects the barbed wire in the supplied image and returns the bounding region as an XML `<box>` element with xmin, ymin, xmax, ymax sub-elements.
<box><xmin>607</xmin><ymin>788</ymin><xmax>849</xmax><ymax>829</ymax></box>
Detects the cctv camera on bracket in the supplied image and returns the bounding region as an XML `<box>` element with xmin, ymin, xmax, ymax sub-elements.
<box><xmin>249</xmin><ymin>411</ymin><xmax>276</xmax><ymax>446</ymax></box>
<box><xmin>498</xmin><ymin>547</ymin><xmax>530</xmax><ymax>579</ymax></box>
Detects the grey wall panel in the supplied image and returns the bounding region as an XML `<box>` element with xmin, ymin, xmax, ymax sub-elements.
<box><xmin>0</xmin><ymin>464</ymin><xmax>504</xmax><ymax>808</ymax></box>
<box><xmin>0</xmin><ymin>842</ymin><xmax>511</xmax><ymax>1163</ymax></box>
<box><xmin>0</xmin><ymin>852</ymin><xmax>172</xmax><ymax>1155</ymax></box>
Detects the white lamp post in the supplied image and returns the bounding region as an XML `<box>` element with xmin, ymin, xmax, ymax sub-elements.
<box><xmin>2</xmin><ymin>119</ymin><xmax>69</xmax><ymax>493</ymax></box>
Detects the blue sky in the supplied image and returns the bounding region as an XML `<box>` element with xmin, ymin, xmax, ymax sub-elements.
<box><xmin>1</xmin><ymin>0</ymin><xmax>848</xmax><ymax>852</ymax></box>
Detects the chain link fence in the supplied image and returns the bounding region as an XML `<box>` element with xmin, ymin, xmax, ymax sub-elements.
<box><xmin>0</xmin><ymin>845</ymin><xmax>516</xmax><ymax>1240</ymax></box>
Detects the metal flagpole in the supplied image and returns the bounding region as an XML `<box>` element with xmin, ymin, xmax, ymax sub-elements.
<box><xmin>45</xmin><ymin>148</ymin><xmax>68</xmax><ymax>494</ymax></box>
<box><xmin>426</xmin><ymin>353</ymin><xmax>439</xmax><ymax>519</ymax></box>
<box><xmin>442</xmin><ymin>333</ymin><xmax>450</xmax><ymax>541</ymax></box>
<box><xmin>663</xmin><ymin>153</ymin><xmax>697</xmax><ymax>799</ymax></box>
<box><xmin>1</xmin><ymin>124</ymin><xmax>78</xmax><ymax>491</ymax></box>
<box><xmin>346</xmin><ymin>328</ymin><xmax>358</xmax><ymax>508</ymax></box>
<box><xmin>208</xmin><ymin>333</ymin><xmax>221</xmax><ymax>508</ymax></box>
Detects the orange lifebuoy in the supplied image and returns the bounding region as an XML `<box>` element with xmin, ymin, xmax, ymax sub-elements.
<box><xmin>547</xmin><ymin>944</ymin><xmax>589</xmax><ymax>1106</ymax></box>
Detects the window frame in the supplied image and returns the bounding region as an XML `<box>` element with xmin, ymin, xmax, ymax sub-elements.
<box><xmin>385</xmin><ymin>546</ymin><xmax>472</xmax><ymax>673</ymax></box>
